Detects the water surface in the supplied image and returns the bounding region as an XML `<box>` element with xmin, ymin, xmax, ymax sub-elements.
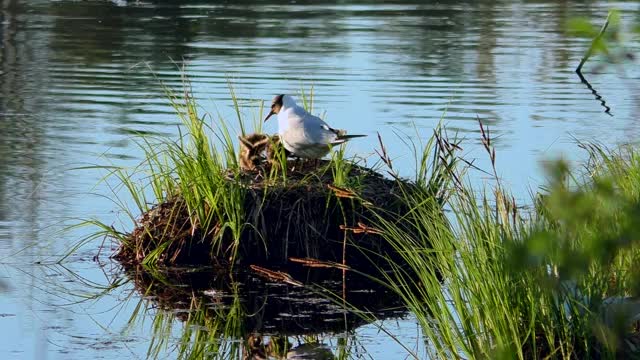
<box><xmin>1</xmin><ymin>0</ymin><xmax>639</xmax><ymax>358</ymax></box>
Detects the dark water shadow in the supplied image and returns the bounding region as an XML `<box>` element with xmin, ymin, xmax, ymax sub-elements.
<box><xmin>120</xmin><ymin>263</ymin><xmax>407</xmax><ymax>358</ymax></box>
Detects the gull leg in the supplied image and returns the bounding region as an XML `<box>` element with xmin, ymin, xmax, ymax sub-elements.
<box><xmin>293</xmin><ymin>157</ymin><xmax>301</xmax><ymax>172</ymax></box>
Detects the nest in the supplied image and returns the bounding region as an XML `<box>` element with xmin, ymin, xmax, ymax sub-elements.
<box><xmin>115</xmin><ymin>146</ymin><xmax>416</xmax><ymax>270</ymax></box>
<box><xmin>116</xmin><ymin>152</ymin><xmax>412</xmax><ymax>347</ymax></box>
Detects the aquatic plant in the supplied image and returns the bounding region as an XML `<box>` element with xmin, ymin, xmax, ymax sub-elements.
<box><xmin>72</xmin><ymin>77</ymin><xmax>640</xmax><ymax>359</ymax></box>
<box><xmin>372</xmin><ymin>124</ymin><xmax>640</xmax><ymax>358</ymax></box>
<box><xmin>569</xmin><ymin>9</ymin><xmax>639</xmax><ymax>75</ymax></box>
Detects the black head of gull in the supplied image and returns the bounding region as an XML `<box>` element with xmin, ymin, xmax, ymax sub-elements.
<box><xmin>264</xmin><ymin>94</ymin><xmax>285</xmax><ymax>122</ymax></box>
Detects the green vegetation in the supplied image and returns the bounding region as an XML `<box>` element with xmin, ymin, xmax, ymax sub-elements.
<box><xmin>98</xmin><ymin>82</ymin><xmax>254</xmax><ymax>265</ymax></box>
<box><xmin>373</xmin><ymin>128</ymin><xmax>640</xmax><ymax>358</ymax></box>
<box><xmin>569</xmin><ymin>9</ymin><xmax>639</xmax><ymax>77</ymax></box>
<box><xmin>77</xmin><ymin>81</ymin><xmax>640</xmax><ymax>359</ymax></box>
<box><xmin>78</xmin><ymin>82</ymin><xmax>422</xmax><ymax>269</ymax></box>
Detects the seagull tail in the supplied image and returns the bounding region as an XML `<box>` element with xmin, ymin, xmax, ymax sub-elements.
<box><xmin>331</xmin><ymin>134</ymin><xmax>367</xmax><ymax>145</ymax></box>
<box><xmin>337</xmin><ymin>134</ymin><xmax>367</xmax><ymax>140</ymax></box>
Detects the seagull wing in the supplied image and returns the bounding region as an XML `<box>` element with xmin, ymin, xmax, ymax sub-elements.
<box><xmin>283</xmin><ymin>105</ymin><xmax>366</xmax><ymax>149</ymax></box>
<box><xmin>286</xmin><ymin>105</ymin><xmax>336</xmax><ymax>144</ymax></box>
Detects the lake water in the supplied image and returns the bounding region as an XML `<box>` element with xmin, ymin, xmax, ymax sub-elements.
<box><xmin>1</xmin><ymin>0</ymin><xmax>639</xmax><ymax>358</ymax></box>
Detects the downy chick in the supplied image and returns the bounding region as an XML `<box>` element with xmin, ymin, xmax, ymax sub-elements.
<box><xmin>238</xmin><ymin>133</ymin><xmax>271</xmax><ymax>171</ymax></box>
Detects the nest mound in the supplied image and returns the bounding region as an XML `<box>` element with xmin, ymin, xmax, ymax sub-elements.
<box><xmin>115</xmin><ymin>159</ymin><xmax>414</xmax><ymax>269</ymax></box>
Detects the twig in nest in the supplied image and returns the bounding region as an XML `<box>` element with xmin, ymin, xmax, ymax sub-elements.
<box><xmin>327</xmin><ymin>184</ymin><xmax>357</xmax><ymax>198</ymax></box>
<box><xmin>340</xmin><ymin>222</ymin><xmax>384</xmax><ymax>235</ymax></box>
<box><xmin>250</xmin><ymin>265</ymin><xmax>303</xmax><ymax>287</ymax></box>
<box><xmin>289</xmin><ymin>257</ymin><xmax>350</xmax><ymax>270</ymax></box>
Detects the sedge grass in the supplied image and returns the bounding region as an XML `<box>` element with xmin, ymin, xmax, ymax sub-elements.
<box><xmin>369</xmin><ymin>124</ymin><xmax>640</xmax><ymax>359</ymax></box>
<box><xmin>71</xmin><ymin>80</ymin><xmax>257</xmax><ymax>266</ymax></box>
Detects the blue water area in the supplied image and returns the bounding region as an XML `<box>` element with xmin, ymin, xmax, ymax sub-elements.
<box><xmin>0</xmin><ymin>0</ymin><xmax>639</xmax><ymax>358</ymax></box>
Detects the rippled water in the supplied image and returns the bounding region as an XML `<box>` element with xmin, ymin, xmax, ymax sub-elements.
<box><xmin>1</xmin><ymin>0</ymin><xmax>639</xmax><ymax>358</ymax></box>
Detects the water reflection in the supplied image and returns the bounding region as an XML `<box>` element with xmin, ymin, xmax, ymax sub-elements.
<box><xmin>49</xmin><ymin>1</ymin><xmax>199</xmax><ymax>65</ymax></box>
<box><xmin>121</xmin><ymin>264</ymin><xmax>406</xmax><ymax>358</ymax></box>
<box><xmin>577</xmin><ymin>71</ymin><xmax>613</xmax><ymax>115</ymax></box>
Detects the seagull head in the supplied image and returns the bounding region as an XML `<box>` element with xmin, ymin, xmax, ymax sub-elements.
<box><xmin>264</xmin><ymin>94</ymin><xmax>285</xmax><ymax>122</ymax></box>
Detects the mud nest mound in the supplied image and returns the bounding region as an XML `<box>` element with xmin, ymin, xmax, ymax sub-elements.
<box><xmin>115</xmin><ymin>159</ymin><xmax>419</xmax><ymax>270</ymax></box>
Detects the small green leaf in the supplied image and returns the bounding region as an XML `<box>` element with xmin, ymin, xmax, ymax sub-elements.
<box><xmin>592</xmin><ymin>38</ymin><xmax>610</xmax><ymax>56</ymax></box>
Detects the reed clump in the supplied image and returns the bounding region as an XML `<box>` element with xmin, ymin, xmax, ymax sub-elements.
<box><xmin>77</xmin><ymin>80</ymin><xmax>640</xmax><ymax>358</ymax></box>
<box><xmin>373</xmin><ymin>122</ymin><xmax>640</xmax><ymax>359</ymax></box>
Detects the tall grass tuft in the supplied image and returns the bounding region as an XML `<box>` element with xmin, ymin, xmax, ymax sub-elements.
<box><xmin>372</xmin><ymin>124</ymin><xmax>640</xmax><ymax>358</ymax></box>
<box><xmin>75</xmin><ymin>78</ymin><xmax>262</xmax><ymax>266</ymax></box>
<box><xmin>137</xmin><ymin>81</ymin><xmax>250</xmax><ymax>265</ymax></box>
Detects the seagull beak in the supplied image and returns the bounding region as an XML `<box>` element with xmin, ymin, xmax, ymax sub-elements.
<box><xmin>264</xmin><ymin>110</ymin><xmax>275</xmax><ymax>122</ymax></box>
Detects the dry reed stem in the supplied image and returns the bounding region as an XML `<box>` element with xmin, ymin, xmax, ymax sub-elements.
<box><xmin>249</xmin><ymin>265</ymin><xmax>303</xmax><ymax>287</ymax></box>
<box><xmin>340</xmin><ymin>222</ymin><xmax>384</xmax><ymax>235</ymax></box>
<box><xmin>288</xmin><ymin>257</ymin><xmax>350</xmax><ymax>270</ymax></box>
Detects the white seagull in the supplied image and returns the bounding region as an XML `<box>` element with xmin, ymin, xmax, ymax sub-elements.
<box><xmin>263</xmin><ymin>94</ymin><xmax>366</xmax><ymax>159</ymax></box>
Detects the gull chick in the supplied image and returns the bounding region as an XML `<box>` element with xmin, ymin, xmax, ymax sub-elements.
<box><xmin>238</xmin><ymin>133</ymin><xmax>285</xmax><ymax>170</ymax></box>
<box><xmin>264</xmin><ymin>94</ymin><xmax>366</xmax><ymax>159</ymax></box>
<box><xmin>238</xmin><ymin>133</ymin><xmax>271</xmax><ymax>171</ymax></box>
